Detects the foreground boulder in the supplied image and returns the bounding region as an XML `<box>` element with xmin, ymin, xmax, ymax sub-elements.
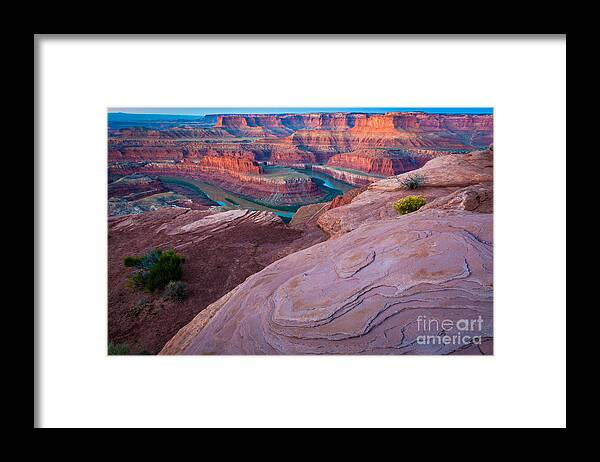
<box><xmin>161</xmin><ymin>209</ymin><xmax>493</xmax><ymax>355</ymax></box>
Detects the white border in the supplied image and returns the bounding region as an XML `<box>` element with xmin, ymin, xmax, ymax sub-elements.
<box><xmin>36</xmin><ymin>36</ymin><xmax>566</xmax><ymax>428</ymax></box>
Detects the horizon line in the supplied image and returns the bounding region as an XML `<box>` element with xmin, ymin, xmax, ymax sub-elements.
<box><xmin>109</xmin><ymin>107</ymin><xmax>494</xmax><ymax>116</ymax></box>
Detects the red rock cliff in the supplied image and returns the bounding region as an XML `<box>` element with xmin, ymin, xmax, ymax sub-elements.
<box><xmin>199</xmin><ymin>154</ymin><xmax>263</xmax><ymax>175</ymax></box>
<box><xmin>326</xmin><ymin>150</ymin><xmax>429</xmax><ymax>176</ymax></box>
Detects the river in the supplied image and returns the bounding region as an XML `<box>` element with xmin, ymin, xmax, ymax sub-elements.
<box><xmin>158</xmin><ymin>168</ymin><xmax>354</xmax><ymax>223</ymax></box>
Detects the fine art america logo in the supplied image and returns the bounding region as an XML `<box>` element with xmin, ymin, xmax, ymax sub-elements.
<box><xmin>416</xmin><ymin>315</ymin><xmax>485</xmax><ymax>346</ymax></box>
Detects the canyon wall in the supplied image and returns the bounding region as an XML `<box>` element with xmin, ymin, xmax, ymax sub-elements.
<box><xmin>326</xmin><ymin>150</ymin><xmax>429</xmax><ymax>176</ymax></box>
<box><xmin>208</xmin><ymin>112</ymin><xmax>492</xmax><ymax>135</ymax></box>
<box><xmin>199</xmin><ymin>154</ymin><xmax>263</xmax><ymax>175</ymax></box>
<box><xmin>109</xmin><ymin>160</ymin><xmax>326</xmax><ymax>206</ymax></box>
<box><xmin>108</xmin><ymin>111</ymin><xmax>492</xmax><ymax>204</ymax></box>
<box><xmin>311</xmin><ymin>165</ymin><xmax>383</xmax><ymax>186</ymax></box>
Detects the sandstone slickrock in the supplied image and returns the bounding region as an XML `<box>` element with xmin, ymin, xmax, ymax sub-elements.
<box><xmin>317</xmin><ymin>148</ymin><xmax>493</xmax><ymax>237</ymax></box>
<box><xmin>288</xmin><ymin>202</ymin><xmax>330</xmax><ymax>229</ymax></box>
<box><xmin>160</xmin><ymin>209</ymin><xmax>493</xmax><ymax>355</ymax></box>
<box><xmin>420</xmin><ymin>184</ymin><xmax>493</xmax><ymax>213</ymax></box>
<box><xmin>328</xmin><ymin>186</ymin><xmax>369</xmax><ymax>210</ymax></box>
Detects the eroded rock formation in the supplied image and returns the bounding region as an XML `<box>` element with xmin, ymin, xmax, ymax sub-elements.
<box><xmin>311</xmin><ymin>165</ymin><xmax>383</xmax><ymax>186</ymax></box>
<box><xmin>326</xmin><ymin>150</ymin><xmax>429</xmax><ymax>176</ymax></box>
<box><xmin>108</xmin><ymin>160</ymin><xmax>327</xmax><ymax>206</ymax></box>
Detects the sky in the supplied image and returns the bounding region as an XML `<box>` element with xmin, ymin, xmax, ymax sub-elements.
<box><xmin>109</xmin><ymin>107</ymin><xmax>493</xmax><ymax>115</ymax></box>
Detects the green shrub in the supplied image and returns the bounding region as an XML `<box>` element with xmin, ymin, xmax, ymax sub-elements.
<box><xmin>144</xmin><ymin>250</ymin><xmax>185</xmax><ymax>292</ymax></box>
<box><xmin>162</xmin><ymin>280</ymin><xmax>188</xmax><ymax>303</ymax></box>
<box><xmin>108</xmin><ymin>342</ymin><xmax>129</xmax><ymax>355</ymax></box>
<box><xmin>123</xmin><ymin>256</ymin><xmax>141</xmax><ymax>267</ymax></box>
<box><xmin>393</xmin><ymin>196</ymin><xmax>427</xmax><ymax>215</ymax></box>
<box><xmin>130</xmin><ymin>270</ymin><xmax>147</xmax><ymax>289</ymax></box>
<box><xmin>401</xmin><ymin>174</ymin><xmax>425</xmax><ymax>190</ymax></box>
<box><xmin>124</xmin><ymin>248</ymin><xmax>185</xmax><ymax>292</ymax></box>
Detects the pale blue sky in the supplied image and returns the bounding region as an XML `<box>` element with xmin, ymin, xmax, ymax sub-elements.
<box><xmin>109</xmin><ymin>107</ymin><xmax>493</xmax><ymax>115</ymax></box>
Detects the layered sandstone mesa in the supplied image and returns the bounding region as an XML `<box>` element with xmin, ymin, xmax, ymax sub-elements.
<box><xmin>108</xmin><ymin>208</ymin><xmax>327</xmax><ymax>354</ymax></box>
<box><xmin>204</xmin><ymin>112</ymin><xmax>493</xmax><ymax>165</ymax></box>
<box><xmin>392</xmin><ymin>112</ymin><xmax>493</xmax><ymax>132</ymax></box>
<box><xmin>207</xmin><ymin>174</ymin><xmax>327</xmax><ymax>206</ymax></box>
<box><xmin>249</xmin><ymin>138</ymin><xmax>317</xmax><ymax>165</ymax></box>
<box><xmin>210</xmin><ymin>112</ymin><xmax>492</xmax><ymax>137</ymax></box>
<box><xmin>311</xmin><ymin>165</ymin><xmax>383</xmax><ymax>186</ymax></box>
<box><xmin>114</xmin><ymin>126</ymin><xmax>234</xmax><ymax>140</ymax></box>
<box><xmin>214</xmin><ymin>114</ymin><xmax>294</xmax><ymax>138</ymax></box>
<box><xmin>108</xmin><ymin>160</ymin><xmax>204</xmax><ymax>177</ymax></box>
<box><xmin>317</xmin><ymin>148</ymin><xmax>493</xmax><ymax>237</ymax></box>
<box><xmin>326</xmin><ymin>149</ymin><xmax>428</xmax><ymax>176</ymax></box>
<box><xmin>108</xmin><ymin>174</ymin><xmax>167</xmax><ymax>200</ymax></box>
<box><xmin>109</xmin><ymin>112</ymin><xmax>493</xmax><ymax>172</ymax></box>
<box><xmin>160</xmin><ymin>208</ymin><xmax>493</xmax><ymax>355</ymax></box>
<box><xmin>108</xmin><ymin>146</ymin><xmax>187</xmax><ymax>163</ymax></box>
<box><xmin>109</xmin><ymin>161</ymin><xmax>328</xmax><ymax>207</ymax></box>
<box><xmin>199</xmin><ymin>154</ymin><xmax>263</xmax><ymax>175</ymax></box>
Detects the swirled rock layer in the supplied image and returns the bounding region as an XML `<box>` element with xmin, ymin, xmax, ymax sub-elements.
<box><xmin>160</xmin><ymin>209</ymin><xmax>493</xmax><ymax>355</ymax></box>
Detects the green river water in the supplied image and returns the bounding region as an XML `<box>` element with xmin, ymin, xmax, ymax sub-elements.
<box><xmin>159</xmin><ymin>168</ymin><xmax>355</xmax><ymax>223</ymax></box>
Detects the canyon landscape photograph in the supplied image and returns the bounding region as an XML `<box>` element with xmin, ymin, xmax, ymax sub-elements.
<box><xmin>37</xmin><ymin>34</ymin><xmax>566</xmax><ymax>430</ymax></box>
<box><xmin>107</xmin><ymin>108</ymin><xmax>494</xmax><ymax>355</ymax></box>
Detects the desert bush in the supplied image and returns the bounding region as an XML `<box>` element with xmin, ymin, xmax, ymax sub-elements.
<box><xmin>144</xmin><ymin>250</ymin><xmax>185</xmax><ymax>292</ymax></box>
<box><xmin>401</xmin><ymin>174</ymin><xmax>425</xmax><ymax>190</ymax></box>
<box><xmin>108</xmin><ymin>342</ymin><xmax>129</xmax><ymax>355</ymax></box>
<box><xmin>124</xmin><ymin>248</ymin><xmax>185</xmax><ymax>292</ymax></box>
<box><xmin>162</xmin><ymin>280</ymin><xmax>188</xmax><ymax>303</ymax></box>
<box><xmin>123</xmin><ymin>256</ymin><xmax>141</xmax><ymax>267</ymax></box>
<box><xmin>393</xmin><ymin>196</ymin><xmax>427</xmax><ymax>215</ymax></box>
<box><xmin>137</xmin><ymin>249</ymin><xmax>163</xmax><ymax>270</ymax></box>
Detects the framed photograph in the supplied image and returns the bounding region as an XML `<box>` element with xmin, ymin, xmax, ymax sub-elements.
<box><xmin>35</xmin><ymin>34</ymin><xmax>566</xmax><ymax>428</ymax></box>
